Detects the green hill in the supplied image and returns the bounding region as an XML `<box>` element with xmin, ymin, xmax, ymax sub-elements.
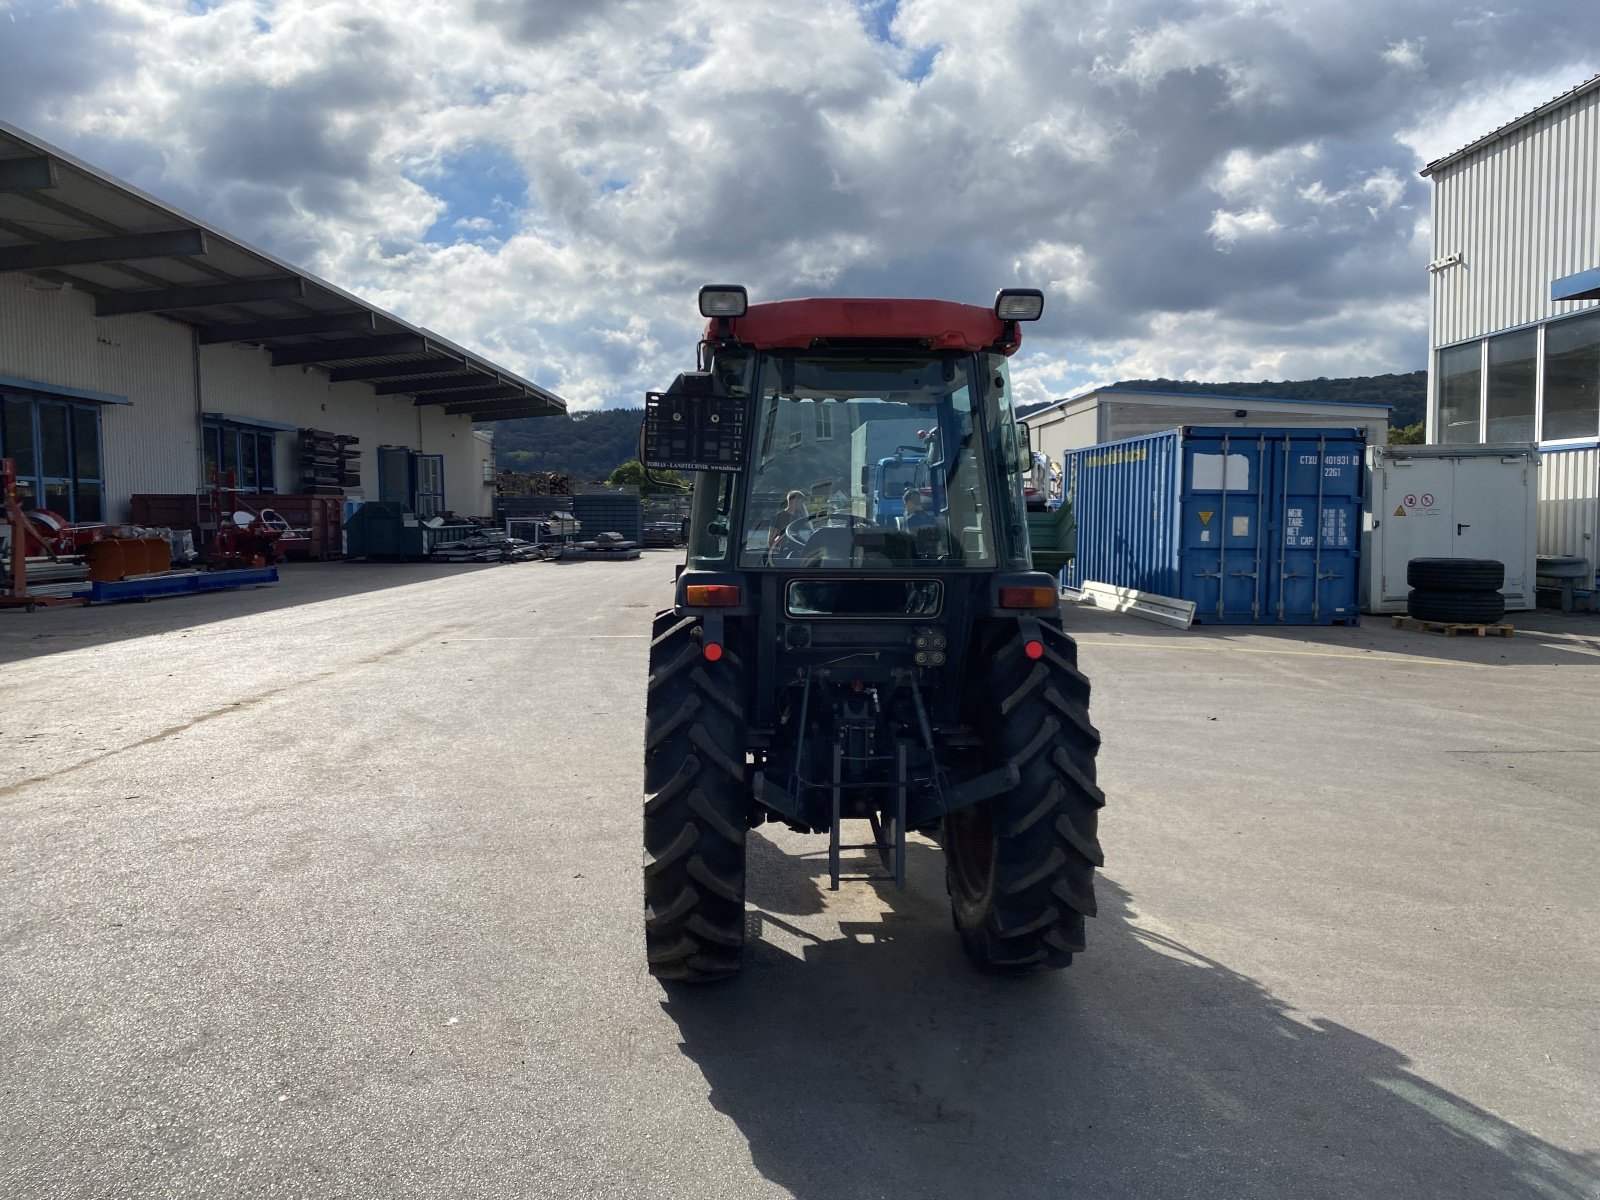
<box><xmin>489</xmin><ymin>371</ymin><xmax>1427</xmax><ymax>477</ymax></box>
<box><xmin>487</xmin><ymin>408</ymin><xmax>645</xmax><ymax>482</ymax></box>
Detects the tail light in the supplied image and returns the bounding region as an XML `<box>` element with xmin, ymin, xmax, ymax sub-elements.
<box><xmin>999</xmin><ymin>585</ymin><xmax>1056</xmax><ymax>609</ymax></box>
<box><xmin>685</xmin><ymin>584</ymin><xmax>741</xmax><ymax>607</ymax></box>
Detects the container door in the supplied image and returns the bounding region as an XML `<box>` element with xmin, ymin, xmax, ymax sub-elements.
<box><xmin>1269</xmin><ymin>433</ymin><xmax>1362</xmax><ymax>624</ymax></box>
<box><xmin>1180</xmin><ymin>433</ymin><xmax>1268</xmax><ymax>621</ymax></box>
<box><xmin>1446</xmin><ymin>456</ymin><xmax>1536</xmax><ymax>609</ymax></box>
<box><xmin>1371</xmin><ymin>454</ymin><xmax>1456</xmax><ymax>612</ymax></box>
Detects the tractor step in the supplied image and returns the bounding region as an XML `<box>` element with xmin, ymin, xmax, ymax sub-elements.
<box><xmin>828</xmin><ymin>739</ymin><xmax>909</xmax><ymax>891</ymax></box>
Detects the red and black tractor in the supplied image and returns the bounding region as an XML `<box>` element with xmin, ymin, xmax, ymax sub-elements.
<box><xmin>642</xmin><ymin>286</ymin><xmax>1103</xmax><ymax>981</ymax></box>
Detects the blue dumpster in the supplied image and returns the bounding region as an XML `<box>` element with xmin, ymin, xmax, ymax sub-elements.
<box><xmin>1062</xmin><ymin>427</ymin><xmax>1364</xmax><ymax>625</ymax></box>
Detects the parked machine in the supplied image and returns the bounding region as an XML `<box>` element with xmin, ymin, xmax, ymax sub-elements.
<box><xmin>640</xmin><ymin>285</ymin><xmax>1104</xmax><ymax>982</ymax></box>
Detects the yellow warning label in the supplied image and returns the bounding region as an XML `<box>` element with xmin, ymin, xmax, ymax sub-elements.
<box><xmin>1393</xmin><ymin>505</ymin><xmax>1406</xmax><ymax>517</ymax></box>
<box><xmin>1198</xmin><ymin>510</ymin><xmax>1214</xmax><ymax>526</ymax></box>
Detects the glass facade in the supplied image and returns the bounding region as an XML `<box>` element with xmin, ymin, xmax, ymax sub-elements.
<box><xmin>1543</xmin><ymin>311</ymin><xmax>1600</xmax><ymax>441</ymax></box>
<box><xmin>1437</xmin><ymin>308</ymin><xmax>1600</xmax><ymax>445</ymax></box>
<box><xmin>1437</xmin><ymin>343</ymin><xmax>1482</xmax><ymax>443</ymax></box>
<box><xmin>1484</xmin><ymin>329</ymin><xmax>1537</xmax><ymax>441</ymax></box>
<box><xmin>202</xmin><ymin>421</ymin><xmax>277</xmax><ymax>493</ymax></box>
<box><xmin>0</xmin><ymin>392</ymin><xmax>104</xmax><ymax>520</ymax></box>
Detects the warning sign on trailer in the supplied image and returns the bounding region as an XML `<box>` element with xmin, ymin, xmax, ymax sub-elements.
<box><xmin>1198</xmin><ymin>510</ymin><xmax>1214</xmax><ymax>526</ymax></box>
<box><xmin>1393</xmin><ymin>505</ymin><xmax>1406</xmax><ymax>517</ymax></box>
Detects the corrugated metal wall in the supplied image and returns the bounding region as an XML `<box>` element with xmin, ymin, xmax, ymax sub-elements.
<box><xmin>1537</xmin><ymin>445</ymin><xmax>1599</xmax><ymax>564</ymax></box>
<box><xmin>1</xmin><ymin>273</ymin><xmax>199</xmax><ymax>518</ymax></box>
<box><xmin>1431</xmin><ymin>87</ymin><xmax>1600</xmax><ymax>348</ymax></box>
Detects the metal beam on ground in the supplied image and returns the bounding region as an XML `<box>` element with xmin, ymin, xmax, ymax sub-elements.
<box><xmin>197</xmin><ymin>312</ymin><xmax>376</xmax><ymax>344</ymax></box>
<box><xmin>374</xmin><ymin>373</ymin><xmax>495</xmax><ymax>396</ymax></box>
<box><xmin>96</xmin><ymin>277</ymin><xmax>304</xmax><ymax>316</ymax></box>
<box><xmin>327</xmin><ymin>358</ymin><xmax>462</xmax><ymax>383</ymax></box>
<box><xmin>0</xmin><ymin>157</ymin><xmax>57</xmax><ymax>192</ymax></box>
<box><xmin>268</xmin><ymin>334</ymin><xmax>427</xmax><ymax>366</ymax></box>
<box><xmin>0</xmin><ymin>229</ymin><xmax>207</xmax><ymax>273</ymax></box>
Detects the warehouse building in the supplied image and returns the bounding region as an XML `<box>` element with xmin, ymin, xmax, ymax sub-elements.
<box><xmin>1422</xmin><ymin>75</ymin><xmax>1600</xmax><ymax>447</ymax></box>
<box><xmin>1422</xmin><ymin>75</ymin><xmax>1600</xmax><ymax>582</ymax></box>
<box><xmin>1022</xmin><ymin>386</ymin><xmax>1390</xmax><ymax>470</ymax></box>
<box><xmin>0</xmin><ymin>120</ymin><xmax>563</xmax><ymax>527</ymax></box>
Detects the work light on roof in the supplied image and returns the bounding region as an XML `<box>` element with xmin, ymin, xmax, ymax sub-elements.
<box><xmin>994</xmin><ymin>288</ymin><xmax>1045</xmax><ymax>322</ymax></box>
<box><xmin>699</xmin><ymin>285</ymin><xmax>749</xmax><ymax>318</ymax></box>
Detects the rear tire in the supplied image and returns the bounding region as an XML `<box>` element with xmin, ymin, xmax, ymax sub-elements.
<box><xmin>1407</xmin><ymin>588</ymin><xmax>1506</xmax><ymax>625</ymax></box>
<box><xmin>944</xmin><ymin>622</ymin><xmax>1104</xmax><ymax>971</ymax></box>
<box><xmin>643</xmin><ymin>611</ymin><xmax>748</xmax><ymax>983</ymax></box>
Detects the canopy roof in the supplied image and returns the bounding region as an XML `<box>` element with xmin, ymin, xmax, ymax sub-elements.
<box><xmin>0</xmin><ymin>120</ymin><xmax>564</xmax><ymax>422</ymax></box>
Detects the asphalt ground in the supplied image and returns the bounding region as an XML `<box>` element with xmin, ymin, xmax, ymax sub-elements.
<box><xmin>3</xmin><ymin>557</ymin><xmax>1598</xmax><ymax>1199</ymax></box>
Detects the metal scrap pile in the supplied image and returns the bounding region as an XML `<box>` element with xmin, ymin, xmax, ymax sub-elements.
<box><xmin>430</xmin><ymin>531</ymin><xmax>544</xmax><ymax>563</ymax></box>
<box><xmin>548</xmin><ymin>531</ymin><xmax>642</xmax><ymax>562</ymax></box>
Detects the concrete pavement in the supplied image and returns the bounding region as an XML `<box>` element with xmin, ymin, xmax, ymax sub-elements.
<box><xmin>2</xmin><ymin>558</ymin><xmax>1598</xmax><ymax>1198</ymax></box>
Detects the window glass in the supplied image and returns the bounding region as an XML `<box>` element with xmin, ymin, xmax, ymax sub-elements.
<box><xmin>1437</xmin><ymin>343</ymin><xmax>1482</xmax><ymax>444</ymax></box>
<box><xmin>75</xmin><ymin>482</ymin><xmax>103</xmax><ymax>522</ymax></box>
<box><xmin>2</xmin><ymin>397</ymin><xmax>35</xmax><ymax>476</ymax></box>
<box><xmin>203</xmin><ymin>425</ymin><xmax>220</xmax><ymax>486</ymax></box>
<box><xmin>38</xmin><ymin>404</ymin><xmax>69</xmax><ymax>477</ymax></box>
<box><xmin>739</xmin><ymin>353</ymin><xmax>992</xmax><ymax>569</ymax></box>
<box><xmin>1484</xmin><ymin>329</ymin><xmax>1537</xmax><ymax>441</ymax></box>
<box><xmin>221</xmin><ymin>429</ymin><xmax>239</xmax><ymax>479</ymax></box>
<box><xmin>72</xmin><ymin>407</ymin><xmax>100</xmax><ymax>480</ymax></box>
<box><xmin>1543</xmin><ymin>312</ymin><xmax>1600</xmax><ymax>442</ymax></box>
<box><xmin>980</xmin><ymin>352</ymin><xmax>1031</xmax><ymax>571</ymax></box>
<box><xmin>241</xmin><ymin>432</ymin><xmax>258</xmax><ymax>489</ymax></box>
<box><xmin>257</xmin><ymin>433</ymin><xmax>276</xmax><ymax>493</ymax></box>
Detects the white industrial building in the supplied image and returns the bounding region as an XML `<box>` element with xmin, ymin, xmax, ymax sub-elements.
<box><xmin>0</xmin><ymin>120</ymin><xmax>563</xmax><ymax>526</ymax></box>
<box><xmin>1021</xmin><ymin>386</ymin><xmax>1390</xmax><ymax>469</ymax></box>
<box><xmin>1422</xmin><ymin>75</ymin><xmax>1600</xmax><ymax>580</ymax></box>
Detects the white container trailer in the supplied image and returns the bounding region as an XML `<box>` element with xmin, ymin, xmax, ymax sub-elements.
<box><xmin>1537</xmin><ymin>445</ymin><xmax>1599</xmax><ymax>571</ymax></box>
<box><xmin>1364</xmin><ymin>444</ymin><xmax>1538</xmax><ymax>613</ymax></box>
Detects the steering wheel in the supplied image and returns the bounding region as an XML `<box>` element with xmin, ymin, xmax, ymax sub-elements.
<box><xmin>782</xmin><ymin>512</ymin><xmax>876</xmax><ymax>550</ymax></box>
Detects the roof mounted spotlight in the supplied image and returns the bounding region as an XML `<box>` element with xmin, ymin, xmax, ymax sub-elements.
<box><xmin>699</xmin><ymin>285</ymin><xmax>749</xmax><ymax>318</ymax></box>
<box><xmin>994</xmin><ymin>288</ymin><xmax>1045</xmax><ymax>321</ymax></box>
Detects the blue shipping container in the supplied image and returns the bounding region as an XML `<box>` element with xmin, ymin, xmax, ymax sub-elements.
<box><xmin>1062</xmin><ymin>427</ymin><xmax>1364</xmax><ymax>625</ymax></box>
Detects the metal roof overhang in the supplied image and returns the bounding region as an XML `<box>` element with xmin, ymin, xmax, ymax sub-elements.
<box><xmin>0</xmin><ymin>120</ymin><xmax>566</xmax><ymax>423</ymax></box>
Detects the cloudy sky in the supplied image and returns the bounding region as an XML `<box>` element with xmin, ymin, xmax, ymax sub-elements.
<box><xmin>2</xmin><ymin>0</ymin><xmax>1597</xmax><ymax>410</ymax></box>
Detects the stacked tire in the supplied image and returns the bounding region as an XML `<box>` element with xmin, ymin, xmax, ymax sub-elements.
<box><xmin>1406</xmin><ymin>558</ymin><xmax>1505</xmax><ymax>625</ymax></box>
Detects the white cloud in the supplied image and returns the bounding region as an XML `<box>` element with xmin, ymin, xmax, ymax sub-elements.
<box><xmin>0</xmin><ymin>0</ymin><xmax>1596</xmax><ymax>410</ymax></box>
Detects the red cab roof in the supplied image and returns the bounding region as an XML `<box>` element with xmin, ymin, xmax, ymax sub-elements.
<box><xmin>710</xmin><ymin>297</ymin><xmax>1021</xmax><ymax>355</ymax></box>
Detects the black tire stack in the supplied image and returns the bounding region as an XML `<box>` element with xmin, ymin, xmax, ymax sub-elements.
<box><xmin>1406</xmin><ymin>558</ymin><xmax>1506</xmax><ymax>625</ymax></box>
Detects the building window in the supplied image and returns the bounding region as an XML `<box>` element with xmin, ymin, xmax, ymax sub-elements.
<box><xmin>203</xmin><ymin>422</ymin><xmax>276</xmax><ymax>493</ymax></box>
<box><xmin>814</xmin><ymin>404</ymin><xmax>834</xmax><ymax>440</ymax></box>
<box><xmin>1543</xmin><ymin>312</ymin><xmax>1600</xmax><ymax>442</ymax></box>
<box><xmin>0</xmin><ymin>393</ymin><xmax>104</xmax><ymax>520</ymax></box>
<box><xmin>1484</xmin><ymin>328</ymin><xmax>1537</xmax><ymax>441</ymax></box>
<box><xmin>1437</xmin><ymin>343</ymin><xmax>1482</xmax><ymax>444</ymax></box>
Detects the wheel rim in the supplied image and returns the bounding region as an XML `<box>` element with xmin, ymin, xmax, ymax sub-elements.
<box><xmin>948</xmin><ymin>803</ymin><xmax>996</xmax><ymax>902</ymax></box>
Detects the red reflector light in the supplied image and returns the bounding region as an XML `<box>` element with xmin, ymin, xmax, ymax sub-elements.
<box><xmin>1024</xmin><ymin>640</ymin><xmax>1044</xmax><ymax>660</ymax></box>
<box><xmin>703</xmin><ymin>642</ymin><xmax>724</xmax><ymax>662</ymax></box>
<box><xmin>686</xmin><ymin>584</ymin><xmax>741</xmax><ymax>607</ymax></box>
<box><xmin>999</xmin><ymin>586</ymin><xmax>1056</xmax><ymax>609</ymax></box>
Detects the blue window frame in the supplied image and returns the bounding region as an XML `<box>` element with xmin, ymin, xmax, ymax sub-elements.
<box><xmin>202</xmin><ymin>421</ymin><xmax>277</xmax><ymax>493</ymax></box>
<box><xmin>0</xmin><ymin>392</ymin><xmax>105</xmax><ymax>521</ymax></box>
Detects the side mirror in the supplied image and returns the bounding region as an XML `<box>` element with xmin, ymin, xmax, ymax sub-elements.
<box><xmin>860</xmin><ymin>466</ymin><xmax>870</xmax><ymax>492</ymax></box>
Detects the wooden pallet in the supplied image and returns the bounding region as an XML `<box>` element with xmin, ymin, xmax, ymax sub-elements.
<box><xmin>1391</xmin><ymin>615</ymin><xmax>1513</xmax><ymax>638</ymax></box>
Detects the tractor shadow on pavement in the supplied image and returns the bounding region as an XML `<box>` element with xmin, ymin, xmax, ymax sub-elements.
<box><xmin>661</xmin><ymin>835</ymin><xmax>1600</xmax><ymax>1200</ymax></box>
